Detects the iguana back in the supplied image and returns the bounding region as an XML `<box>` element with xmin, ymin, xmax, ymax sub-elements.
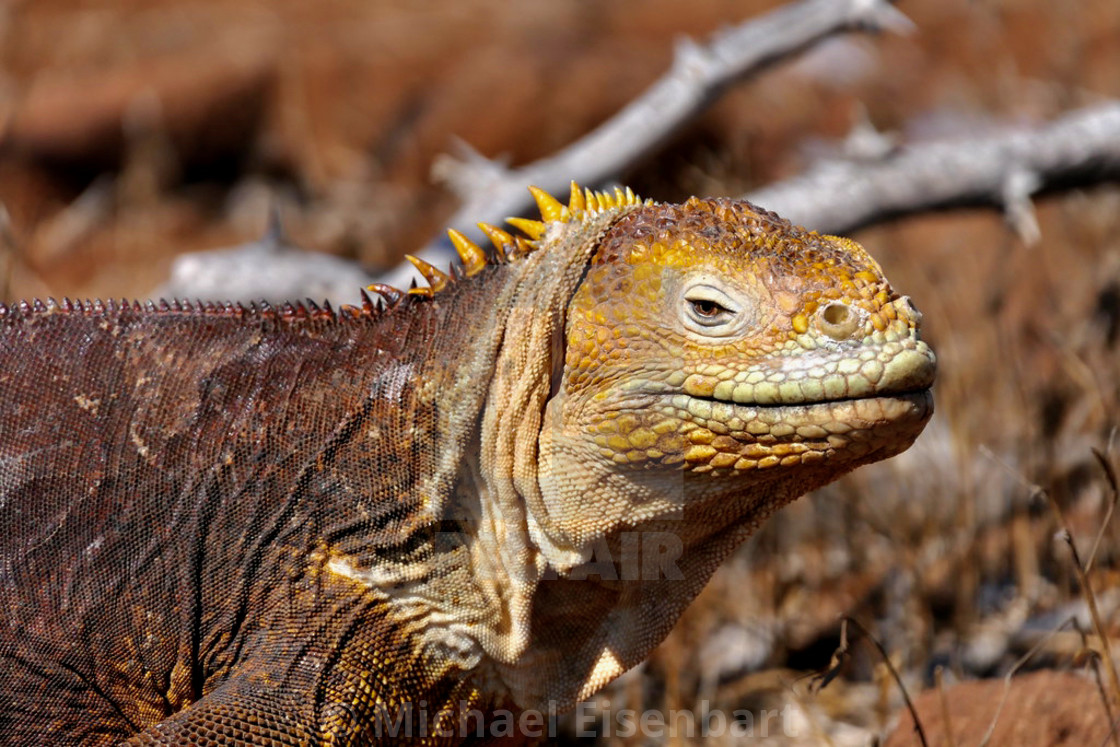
<box><xmin>1</xmin><ymin>293</ymin><xmax>505</xmax><ymax>742</ymax></box>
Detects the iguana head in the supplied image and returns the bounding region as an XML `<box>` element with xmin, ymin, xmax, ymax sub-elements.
<box><xmin>532</xmin><ymin>190</ymin><xmax>934</xmax><ymax>559</ymax></box>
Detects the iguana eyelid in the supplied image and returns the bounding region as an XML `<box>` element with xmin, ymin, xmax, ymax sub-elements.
<box><xmin>681</xmin><ymin>283</ymin><xmax>747</xmax><ymax>335</ymax></box>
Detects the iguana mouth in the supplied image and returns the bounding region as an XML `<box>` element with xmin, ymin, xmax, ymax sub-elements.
<box><xmin>678</xmin><ymin>343</ymin><xmax>936</xmax><ymax>410</ymax></box>
<box><xmin>589</xmin><ymin>343</ymin><xmax>934</xmax><ymax>471</ymax></box>
<box><xmin>666</xmin><ymin>387</ymin><xmax>932</xmax><ymax>437</ymax></box>
<box><xmin>686</xmin><ymin>386</ymin><xmax>933</xmax><ymax>410</ymax></box>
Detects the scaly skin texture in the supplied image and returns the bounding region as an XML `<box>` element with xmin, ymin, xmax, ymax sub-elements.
<box><xmin>0</xmin><ymin>185</ymin><xmax>934</xmax><ymax>744</ymax></box>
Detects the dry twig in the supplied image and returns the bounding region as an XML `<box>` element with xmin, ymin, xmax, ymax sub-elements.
<box><xmin>977</xmin><ymin>617</ymin><xmax>1078</xmax><ymax>747</ymax></box>
<box><xmin>430</xmin><ymin>0</ymin><xmax>912</xmax><ymax>249</ymax></box>
<box><xmin>746</xmin><ymin>101</ymin><xmax>1120</xmax><ymax>240</ymax></box>
<box><xmin>1071</xmin><ymin>622</ymin><xmax>1120</xmax><ymax>747</ymax></box>
<box><xmin>812</xmin><ymin>617</ymin><xmax>928</xmax><ymax>747</ymax></box>
<box><xmin>933</xmin><ymin>666</ymin><xmax>957</xmax><ymax>747</ymax></box>
<box><xmin>1047</xmin><ymin>495</ymin><xmax>1120</xmax><ymax>707</ymax></box>
<box><xmin>1087</xmin><ymin>448</ymin><xmax>1120</xmax><ymax>575</ymax></box>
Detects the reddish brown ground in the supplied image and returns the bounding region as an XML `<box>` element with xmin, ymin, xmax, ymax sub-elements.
<box><xmin>886</xmin><ymin>671</ymin><xmax>1111</xmax><ymax>746</ymax></box>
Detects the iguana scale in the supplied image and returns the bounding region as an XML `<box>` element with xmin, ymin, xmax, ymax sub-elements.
<box><xmin>0</xmin><ymin>184</ymin><xmax>935</xmax><ymax>744</ymax></box>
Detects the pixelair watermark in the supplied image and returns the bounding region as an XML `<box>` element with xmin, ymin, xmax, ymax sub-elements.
<box><xmin>365</xmin><ymin>700</ymin><xmax>799</xmax><ymax>740</ymax></box>
<box><xmin>433</xmin><ymin>530</ymin><xmax>686</xmax><ymax>582</ymax></box>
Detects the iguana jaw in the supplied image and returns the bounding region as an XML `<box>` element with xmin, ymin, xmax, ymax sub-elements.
<box><xmin>531</xmin><ymin>355</ymin><xmax>933</xmax><ymax>574</ymax></box>
<box><xmin>660</xmin><ymin>388</ymin><xmax>933</xmax><ymax>470</ymax></box>
<box><xmin>650</xmin><ymin>336</ymin><xmax>935</xmax><ymax>471</ymax></box>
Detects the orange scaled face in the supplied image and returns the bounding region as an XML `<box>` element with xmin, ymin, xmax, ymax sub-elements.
<box><xmin>561</xmin><ymin>197</ymin><xmax>935</xmax><ymax>482</ymax></box>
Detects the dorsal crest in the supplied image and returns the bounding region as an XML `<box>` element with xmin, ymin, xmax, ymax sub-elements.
<box><xmin>2</xmin><ymin>183</ymin><xmax>648</xmax><ymax>323</ymax></box>
<box><xmin>365</xmin><ymin>182</ymin><xmax>649</xmax><ymax>306</ymax></box>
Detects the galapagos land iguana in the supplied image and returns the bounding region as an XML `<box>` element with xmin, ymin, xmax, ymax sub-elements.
<box><xmin>0</xmin><ymin>185</ymin><xmax>935</xmax><ymax>743</ymax></box>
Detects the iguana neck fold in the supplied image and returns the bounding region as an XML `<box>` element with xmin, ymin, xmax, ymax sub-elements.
<box><xmin>328</xmin><ymin>199</ymin><xmax>642</xmax><ymax>706</ymax></box>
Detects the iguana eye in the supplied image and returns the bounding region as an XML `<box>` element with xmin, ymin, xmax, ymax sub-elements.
<box><xmin>690</xmin><ymin>298</ymin><xmax>727</xmax><ymax>318</ymax></box>
<box><xmin>681</xmin><ymin>284</ymin><xmax>742</xmax><ymax>334</ymax></box>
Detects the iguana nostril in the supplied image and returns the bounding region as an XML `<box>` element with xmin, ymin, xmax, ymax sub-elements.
<box><xmin>818</xmin><ymin>302</ymin><xmax>859</xmax><ymax>340</ymax></box>
<box><xmin>897</xmin><ymin>295</ymin><xmax>923</xmax><ymax>326</ymax></box>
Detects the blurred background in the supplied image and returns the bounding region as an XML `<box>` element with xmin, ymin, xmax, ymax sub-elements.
<box><xmin>2</xmin><ymin>0</ymin><xmax>1119</xmax><ymax>743</ymax></box>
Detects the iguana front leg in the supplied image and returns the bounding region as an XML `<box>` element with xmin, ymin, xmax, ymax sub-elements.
<box><xmin>127</xmin><ymin>584</ymin><xmax>490</xmax><ymax>746</ymax></box>
<box><xmin>127</xmin><ymin>673</ymin><xmax>315</xmax><ymax>746</ymax></box>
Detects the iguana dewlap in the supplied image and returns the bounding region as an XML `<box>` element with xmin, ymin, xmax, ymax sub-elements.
<box><xmin>0</xmin><ymin>185</ymin><xmax>934</xmax><ymax>744</ymax></box>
